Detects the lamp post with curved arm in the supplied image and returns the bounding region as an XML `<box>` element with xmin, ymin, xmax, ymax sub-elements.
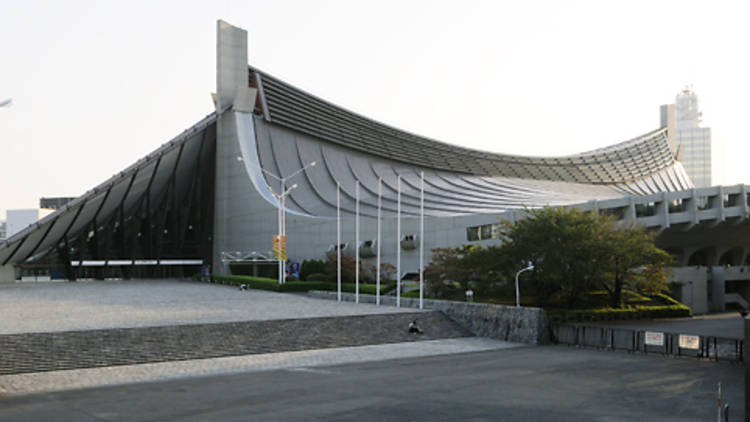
<box><xmin>262</xmin><ymin>161</ymin><xmax>316</xmax><ymax>284</ymax></box>
<box><xmin>515</xmin><ymin>262</ymin><xmax>534</xmax><ymax>307</ymax></box>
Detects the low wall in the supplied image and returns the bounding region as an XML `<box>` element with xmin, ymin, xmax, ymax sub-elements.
<box><xmin>307</xmin><ymin>291</ymin><xmax>550</xmax><ymax>344</ymax></box>
<box><xmin>0</xmin><ymin>265</ymin><xmax>16</xmax><ymax>283</ymax></box>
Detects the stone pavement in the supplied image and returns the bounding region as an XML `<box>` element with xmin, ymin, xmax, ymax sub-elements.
<box><xmin>0</xmin><ymin>280</ymin><xmax>509</xmax><ymax>396</ymax></box>
<box><xmin>0</xmin><ymin>338</ymin><xmax>521</xmax><ymax>395</ymax></box>
<box><xmin>0</xmin><ymin>311</ymin><xmax>470</xmax><ymax>375</ymax></box>
<box><xmin>0</xmin><ymin>279</ymin><xmax>415</xmax><ymax>334</ymax></box>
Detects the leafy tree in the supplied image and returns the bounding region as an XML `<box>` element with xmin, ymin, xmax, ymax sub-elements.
<box><xmin>424</xmin><ymin>245</ymin><xmax>510</xmax><ymax>299</ymax></box>
<box><xmin>497</xmin><ymin>207</ymin><xmax>671</xmax><ymax>308</ymax></box>
<box><xmin>599</xmin><ymin>224</ymin><xmax>672</xmax><ymax>307</ymax></box>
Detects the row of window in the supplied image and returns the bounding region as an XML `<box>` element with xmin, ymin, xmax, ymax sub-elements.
<box><xmin>466</xmin><ymin>193</ymin><xmax>750</xmax><ymax>240</ymax></box>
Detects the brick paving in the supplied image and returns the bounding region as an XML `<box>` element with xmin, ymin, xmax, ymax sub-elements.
<box><xmin>0</xmin><ymin>311</ymin><xmax>470</xmax><ymax>375</ymax></box>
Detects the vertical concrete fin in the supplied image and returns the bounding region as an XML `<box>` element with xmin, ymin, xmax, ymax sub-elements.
<box><xmin>216</xmin><ymin>20</ymin><xmax>248</xmax><ymax>113</ymax></box>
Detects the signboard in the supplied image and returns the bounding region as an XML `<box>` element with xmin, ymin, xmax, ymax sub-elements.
<box><xmin>678</xmin><ymin>334</ymin><xmax>700</xmax><ymax>350</ymax></box>
<box><xmin>273</xmin><ymin>235</ymin><xmax>287</xmax><ymax>260</ymax></box>
<box><xmin>644</xmin><ymin>331</ymin><xmax>664</xmax><ymax>346</ymax></box>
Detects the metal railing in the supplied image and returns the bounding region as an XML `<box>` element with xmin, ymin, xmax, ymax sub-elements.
<box><xmin>552</xmin><ymin>324</ymin><xmax>743</xmax><ymax>364</ymax></box>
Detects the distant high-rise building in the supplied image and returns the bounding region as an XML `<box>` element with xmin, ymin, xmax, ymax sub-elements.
<box><xmin>661</xmin><ymin>87</ymin><xmax>712</xmax><ymax>187</ymax></box>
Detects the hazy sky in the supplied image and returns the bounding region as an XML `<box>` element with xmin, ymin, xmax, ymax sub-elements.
<box><xmin>2</xmin><ymin>0</ymin><xmax>749</xmax><ymax>219</ymax></box>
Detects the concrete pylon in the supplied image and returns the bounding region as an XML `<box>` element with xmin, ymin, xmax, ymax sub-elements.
<box><xmin>213</xmin><ymin>20</ymin><xmax>251</xmax><ymax>275</ymax></box>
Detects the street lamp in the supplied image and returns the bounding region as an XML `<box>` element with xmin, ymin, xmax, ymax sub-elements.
<box><xmin>515</xmin><ymin>261</ymin><xmax>534</xmax><ymax>308</ymax></box>
<box><xmin>268</xmin><ymin>183</ymin><xmax>298</xmax><ymax>284</ymax></box>
<box><xmin>262</xmin><ymin>161</ymin><xmax>316</xmax><ymax>284</ymax></box>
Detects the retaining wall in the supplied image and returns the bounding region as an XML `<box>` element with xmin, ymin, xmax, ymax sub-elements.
<box><xmin>307</xmin><ymin>291</ymin><xmax>551</xmax><ymax>344</ymax></box>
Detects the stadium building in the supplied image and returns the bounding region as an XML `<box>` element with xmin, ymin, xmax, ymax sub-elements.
<box><xmin>1</xmin><ymin>21</ymin><xmax>747</xmax><ymax>314</ymax></box>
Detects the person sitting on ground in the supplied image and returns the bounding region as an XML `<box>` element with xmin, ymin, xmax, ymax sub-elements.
<box><xmin>408</xmin><ymin>320</ymin><xmax>423</xmax><ymax>335</ymax></box>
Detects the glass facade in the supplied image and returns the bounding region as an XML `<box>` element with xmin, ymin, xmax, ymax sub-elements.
<box><xmin>672</xmin><ymin>88</ymin><xmax>712</xmax><ymax>188</ymax></box>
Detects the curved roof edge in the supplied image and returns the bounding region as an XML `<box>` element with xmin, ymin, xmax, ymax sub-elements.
<box><xmin>0</xmin><ymin>112</ymin><xmax>218</xmax><ymax>255</ymax></box>
<box><xmin>251</xmin><ymin>66</ymin><xmax>681</xmax><ymax>186</ymax></box>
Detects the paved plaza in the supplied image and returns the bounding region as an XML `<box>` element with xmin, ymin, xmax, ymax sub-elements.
<box><xmin>0</xmin><ymin>280</ymin><xmax>414</xmax><ymax>334</ymax></box>
<box><xmin>0</xmin><ymin>345</ymin><xmax>742</xmax><ymax>421</ymax></box>
<box><xmin>0</xmin><ymin>280</ymin><xmax>744</xmax><ymax>421</ymax></box>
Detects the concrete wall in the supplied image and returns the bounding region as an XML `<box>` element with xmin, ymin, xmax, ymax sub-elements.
<box><xmin>0</xmin><ymin>264</ymin><xmax>16</xmax><ymax>283</ymax></box>
<box><xmin>307</xmin><ymin>291</ymin><xmax>550</xmax><ymax>344</ymax></box>
<box><xmin>668</xmin><ymin>267</ymin><xmax>709</xmax><ymax>315</ymax></box>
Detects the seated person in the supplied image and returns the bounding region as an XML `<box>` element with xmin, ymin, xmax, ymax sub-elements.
<box><xmin>408</xmin><ymin>320</ymin><xmax>423</xmax><ymax>334</ymax></box>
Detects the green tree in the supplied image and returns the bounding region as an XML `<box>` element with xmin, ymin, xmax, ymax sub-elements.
<box><xmin>497</xmin><ymin>207</ymin><xmax>671</xmax><ymax>308</ymax></box>
<box><xmin>599</xmin><ymin>223</ymin><xmax>672</xmax><ymax>307</ymax></box>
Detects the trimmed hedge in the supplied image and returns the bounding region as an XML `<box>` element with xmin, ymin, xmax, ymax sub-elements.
<box><xmin>548</xmin><ymin>304</ymin><xmax>691</xmax><ymax>323</ymax></box>
<box><xmin>210</xmin><ymin>274</ymin><xmax>394</xmax><ymax>295</ymax></box>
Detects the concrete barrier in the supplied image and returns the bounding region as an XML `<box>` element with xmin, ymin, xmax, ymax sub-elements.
<box><xmin>307</xmin><ymin>291</ymin><xmax>550</xmax><ymax>344</ymax></box>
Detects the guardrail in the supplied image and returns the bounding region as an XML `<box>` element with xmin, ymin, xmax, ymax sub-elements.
<box><xmin>552</xmin><ymin>324</ymin><xmax>743</xmax><ymax>364</ymax></box>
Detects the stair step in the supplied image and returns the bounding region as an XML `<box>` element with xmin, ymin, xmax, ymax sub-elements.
<box><xmin>0</xmin><ymin>311</ymin><xmax>472</xmax><ymax>375</ymax></box>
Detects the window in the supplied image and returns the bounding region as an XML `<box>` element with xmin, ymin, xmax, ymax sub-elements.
<box><xmin>668</xmin><ymin>199</ymin><xmax>687</xmax><ymax>213</ymax></box>
<box><xmin>466</xmin><ymin>224</ymin><xmax>495</xmax><ymax>241</ymax></box>
<box><xmin>635</xmin><ymin>202</ymin><xmax>656</xmax><ymax>218</ymax></box>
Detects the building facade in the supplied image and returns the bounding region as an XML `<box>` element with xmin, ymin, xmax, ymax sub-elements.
<box><xmin>661</xmin><ymin>88</ymin><xmax>712</xmax><ymax>187</ymax></box>
<box><xmin>0</xmin><ymin>21</ymin><xmax>746</xmax><ymax>314</ymax></box>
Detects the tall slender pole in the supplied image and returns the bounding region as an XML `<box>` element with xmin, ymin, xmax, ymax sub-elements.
<box><xmin>396</xmin><ymin>175</ymin><xmax>401</xmax><ymax>308</ymax></box>
<box><xmin>281</xmin><ymin>179</ymin><xmax>286</xmax><ymax>284</ymax></box>
<box><xmin>355</xmin><ymin>181</ymin><xmax>360</xmax><ymax>304</ymax></box>
<box><xmin>337</xmin><ymin>182</ymin><xmax>341</xmax><ymax>302</ymax></box>
<box><xmin>277</xmin><ymin>191</ymin><xmax>282</xmax><ymax>285</ymax></box>
<box><xmin>376</xmin><ymin>177</ymin><xmax>382</xmax><ymax>306</ymax></box>
<box><xmin>419</xmin><ymin>171</ymin><xmax>424</xmax><ymax>310</ymax></box>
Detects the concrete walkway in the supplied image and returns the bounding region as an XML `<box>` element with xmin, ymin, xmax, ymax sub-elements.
<box><xmin>0</xmin><ymin>280</ymin><xmax>414</xmax><ymax>334</ymax></box>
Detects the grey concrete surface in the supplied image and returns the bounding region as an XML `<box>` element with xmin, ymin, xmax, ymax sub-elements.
<box><xmin>0</xmin><ymin>345</ymin><xmax>741</xmax><ymax>421</ymax></box>
<box><xmin>0</xmin><ymin>337</ymin><xmax>520</xmax><ymax>396</ymax></box>
<box><xmin>0</xmin><ymin>280</ymin><xmax>413</xmax><ymax>334</ymax></box>
<box><xmin>583</xmin><ymin>312</ymin><xmax>744</xmax><ymax>339</ymax></box>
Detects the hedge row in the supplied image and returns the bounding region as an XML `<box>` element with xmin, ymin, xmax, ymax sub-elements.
<box><xmin>548</xmin><ymin>304</ymin><xmax>691</xmax><ymax>323</ymax></box>
<box><xmin>210</xmin><ymin>274</ymin><xmax>395</xmax><ymax>295</ymax></box>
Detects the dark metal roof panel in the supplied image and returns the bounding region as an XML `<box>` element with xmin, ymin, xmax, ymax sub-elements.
<box><xmin>252</xmin><ymin>66</ymin><xmax>676</xmax><ymax>184</ymax></box>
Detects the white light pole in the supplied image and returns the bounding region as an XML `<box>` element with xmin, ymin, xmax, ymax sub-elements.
<box><xmin>419</xmin><ymin>171</ymin><xmax>424</xmax><ymax>310</ymax></box>
<box><xmin>396</xmin><ymin>175</ymin><xmax>401</xmax><ymax>308</ymax></box>
<box><xmin>262</xmin><ymin>161</ymin><xmax>316</xmax><ymax>284</ymax></box>
<box><xmin>268</xmin><ymin>183</ymin><xmax>299</xmax><ymax>284</ymax></box>
<box><xmin>337</xmin><ymin>181</ymin><xmax>341</xmax><ymax>301</ymax></box>
<box><xmin>355</xmin><ymin>180</ymin><xmax>360</xmax><ymax>304</ymax></box>
<box><xmin>376</xmin><ymin>177</ymin><xmax>382</xmax><ymax>306</ymax></box>
<box><xmin>515</xmin><ymin>262</ymin><xmax>534</xmax><ymax>307</ymax></box>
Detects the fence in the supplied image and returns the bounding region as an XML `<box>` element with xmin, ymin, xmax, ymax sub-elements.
<box><xmin>552</xmin><ymin>324</ymin><xmax>743</xmax><ymax>364</ymax></box>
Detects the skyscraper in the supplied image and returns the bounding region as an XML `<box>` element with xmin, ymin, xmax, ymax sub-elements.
<box><xmin>661</xmin><ymin>87</ymin><xmax>712</xmax><ymax>187</ymax></box>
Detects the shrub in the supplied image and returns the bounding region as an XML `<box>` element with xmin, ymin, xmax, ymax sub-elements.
<box><xmin>547</xmin><ymin>303</ymin><xmax>691</xmax><ymax>323</ymax></box>
<box><xmin>300</xmin><ymin>259</ymin><xmax>326</xmax><ymax>281</ymax></box>
<box><xmin>209</xmin><ymin>274</ymin><xmax>394</xmax><ymax>295</ymax></box>
<box><xmin>306</xmin><ymin>272</ymin><xmax>331</xmax><ymax>282</ymax></box>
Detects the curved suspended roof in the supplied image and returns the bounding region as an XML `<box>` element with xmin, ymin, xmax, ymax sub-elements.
<box><xmin>251</xmin><ymin>67</ymin><xmax>679</xmax><ymax>185</ymax></box>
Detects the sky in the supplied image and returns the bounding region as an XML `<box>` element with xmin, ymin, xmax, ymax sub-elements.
<box><xmin>1</xmin><ymin>0</ymin><xmax>749</xmax><ymax>219</ymax></box>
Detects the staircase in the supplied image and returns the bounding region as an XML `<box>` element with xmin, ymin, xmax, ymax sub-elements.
<box><xmin>0</xmin><ymin>311</ymin><xmax>471</xmax><ymax>375</ymax></box>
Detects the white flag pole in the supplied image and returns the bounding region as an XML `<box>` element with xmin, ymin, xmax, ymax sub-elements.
<box><xmin>355</xmin><ymin>181</ymin><xmax>360</xmax><ymax>304</ymax></box>
<box><xmin>396</xmin><ymin>175</ymin><xmax>401</xmax><ymax>308</ymax></box>
<box><xmin>337</xmin><ymin>181</ymin><xmax>341</xmax><ymax>302</ymax></box>
<box><xmin>420</xmin><ymin>171</ymin><xmax>424</xmax><ymax>310</ymax></box>
<box><xmin>376</xmin><ymin>177</ymin><xmax>382</xmax><ymax>306</ymax></box>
